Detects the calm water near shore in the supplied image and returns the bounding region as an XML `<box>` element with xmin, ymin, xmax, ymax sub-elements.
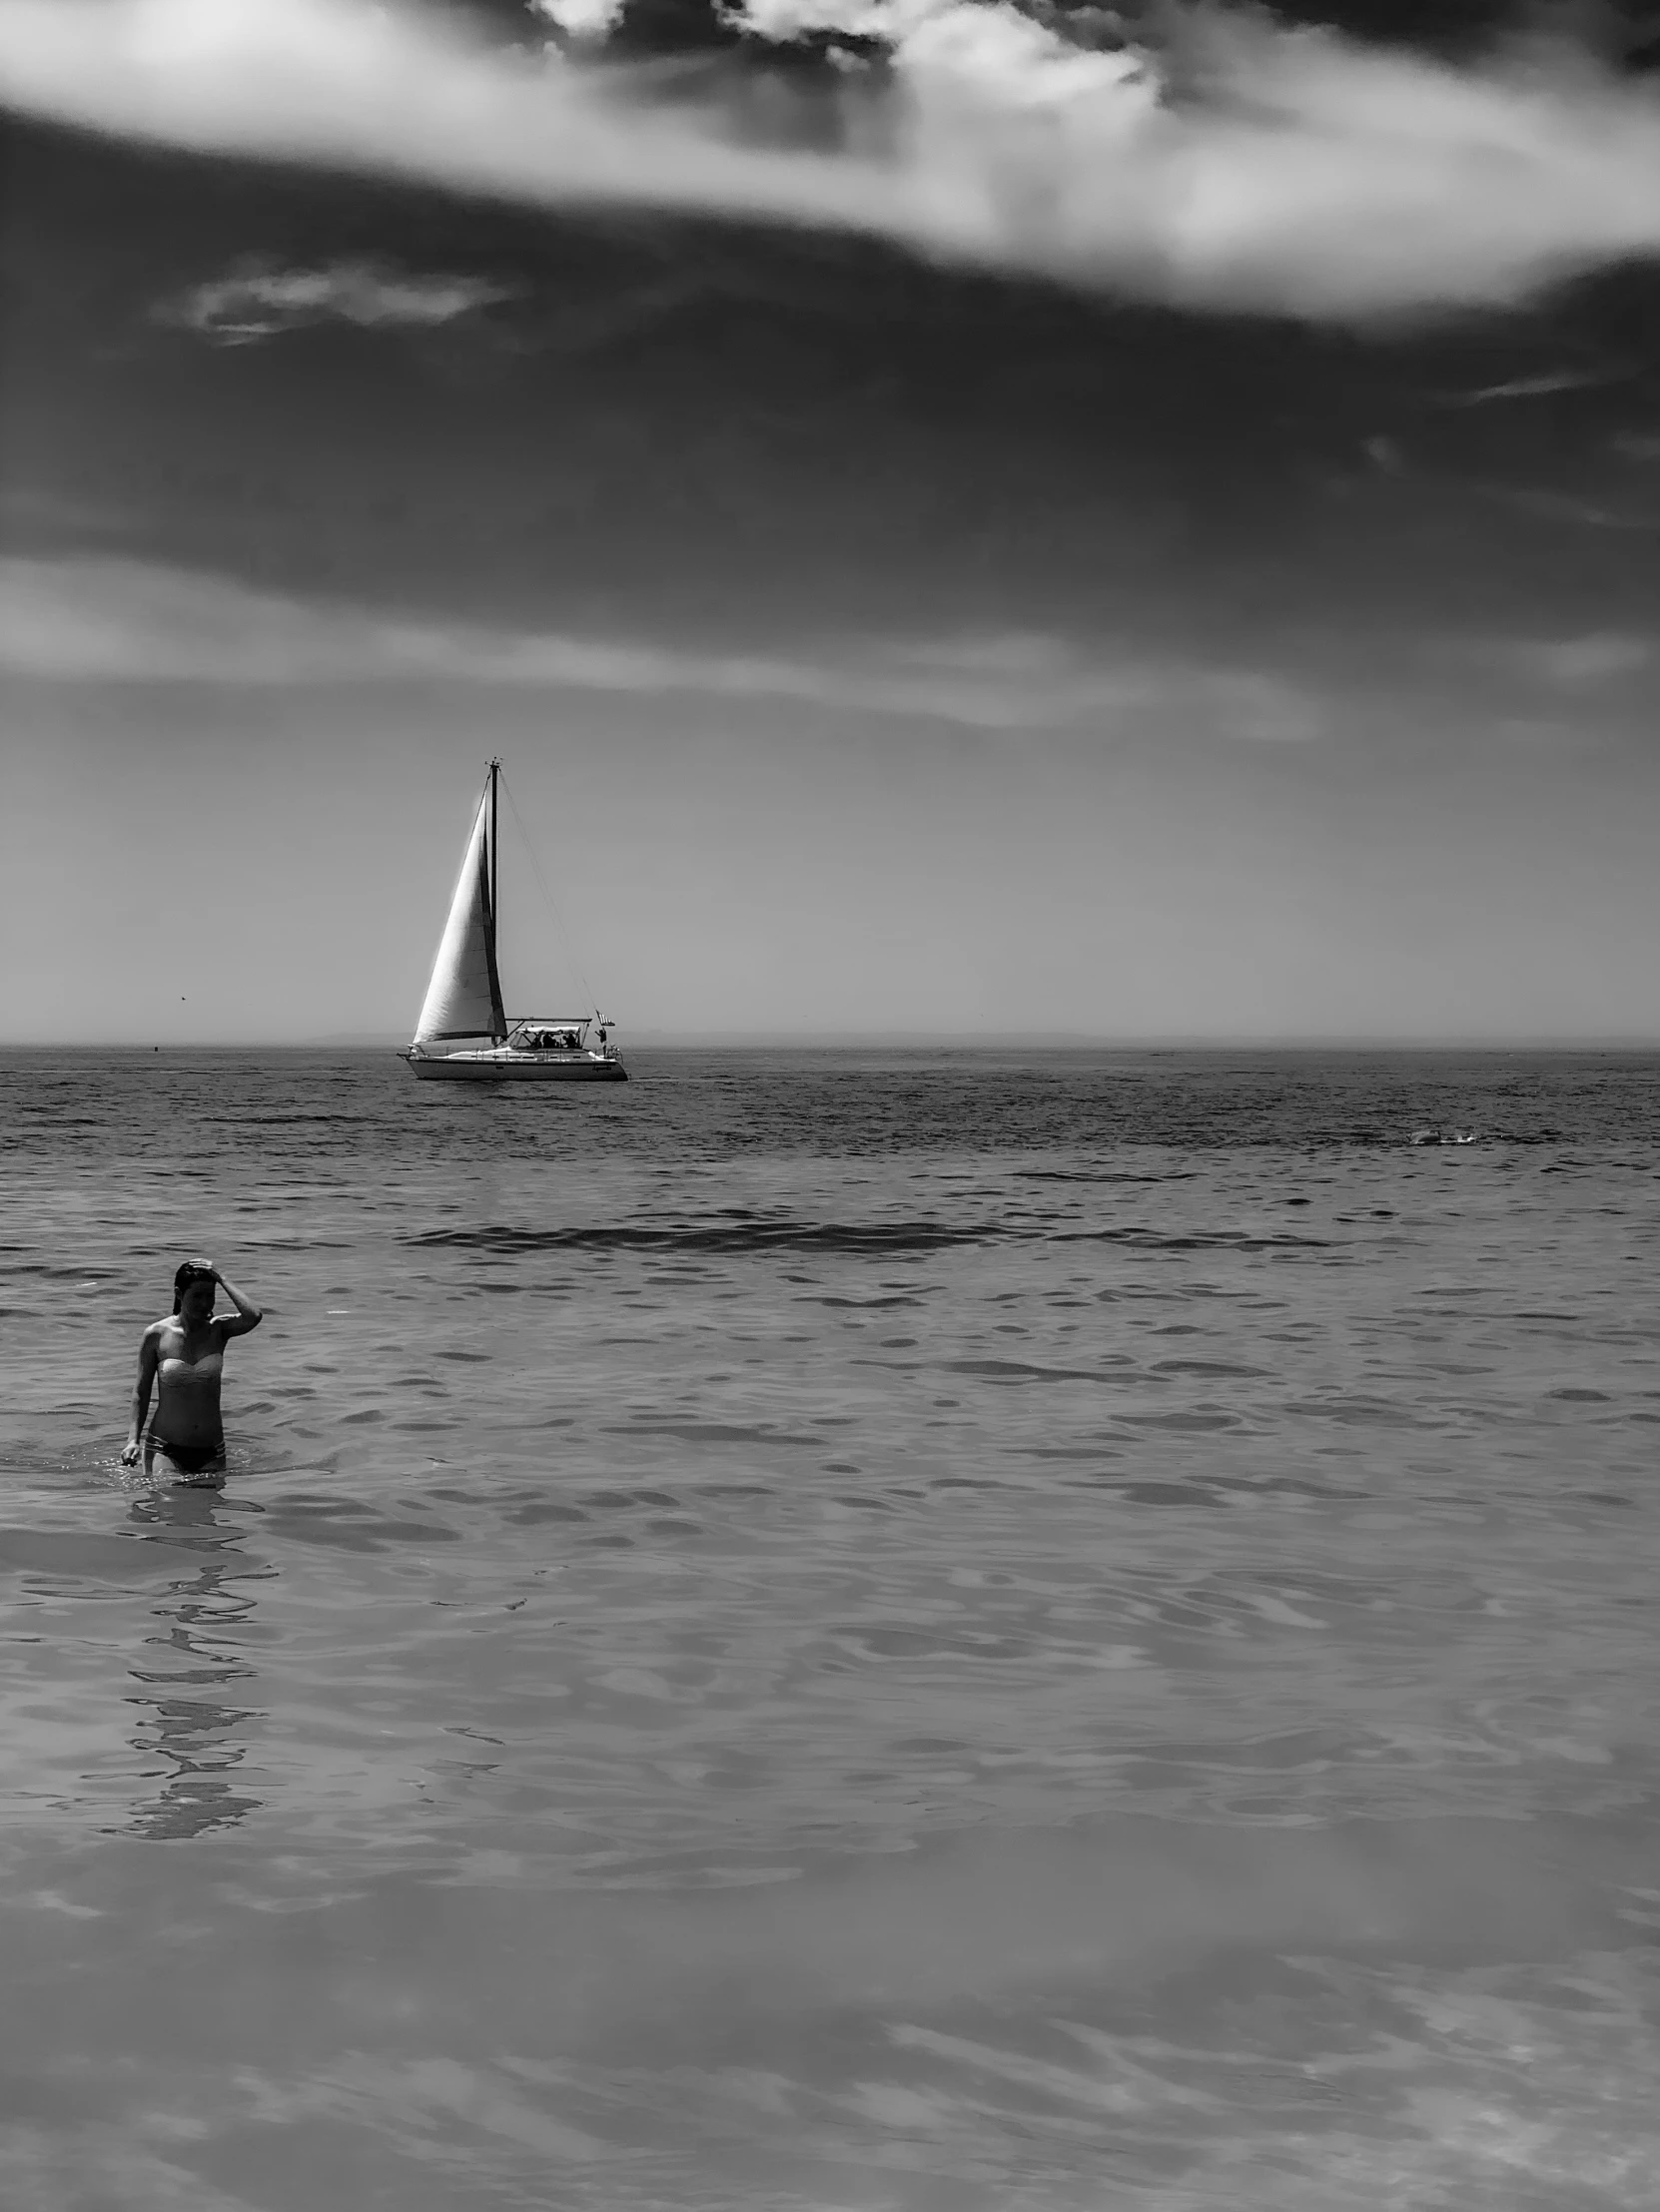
<box><xmin>2</xmin><ymin>1046</ymin><xmax>1658</xmax><ymax>2209</ymax></box>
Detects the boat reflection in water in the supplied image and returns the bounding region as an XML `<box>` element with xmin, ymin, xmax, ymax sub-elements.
<box><xmin>401</xmin><ymin>758</ymin><xmax>626</xmax><ymax>1085</ymax></box>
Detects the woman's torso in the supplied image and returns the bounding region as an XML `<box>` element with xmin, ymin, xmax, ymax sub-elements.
<box><xmin>152</xmin><ymin>1323</ymin><xmax>225</xmax><ymax>1446</ymax></box>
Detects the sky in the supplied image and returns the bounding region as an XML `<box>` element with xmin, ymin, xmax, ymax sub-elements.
<box><xmin>2</xmin><ymin>0</ymin><xmax>1659</xmax><ymax>1044</ymax></box>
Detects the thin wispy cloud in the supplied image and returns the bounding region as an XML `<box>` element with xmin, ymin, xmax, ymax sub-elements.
<box><xmin>0</xmin><ymin>484</ymin><xmax>134</xmax><ymax>537</ymax></box>
<box><xmin>1442</xmin><ymin>368</ymin><xmax>1636</xmax><ymax>406</ymax></box>
<box><xmin>1473</xmin><ymin>480</ymin><xmax>1660</xmax><ymax>531</ymax></box>
<box><xmin>1502</xmin><ymin>632</ymin><xmax>1655</xmax><ymax>686</ymax></box>
<box><xmin>5</xmin><ymin>0</ymin><xmax>1660</xmax><ymax>319</ymax></box>
<box><xmin>156</xmin><ymin>260</ymin><xmax>519</xmax><ymax>346</ymax></box>
<box><xmin>0</xmin><ymin>552</ymin><xmax>1323</xmax><ymax>738</ymax></box>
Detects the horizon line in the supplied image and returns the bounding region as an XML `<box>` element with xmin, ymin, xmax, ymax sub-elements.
<box><xmin>5</xmin><ymin>1034</ymin><xmax>1660</xmax><ymax>1054</ymax></box>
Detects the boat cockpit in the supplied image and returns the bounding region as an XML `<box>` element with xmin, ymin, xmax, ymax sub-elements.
<box><xmin>510</xmin><ymin>1020</ymin><xmax>591</xmax><ymax>1054</ymax></box>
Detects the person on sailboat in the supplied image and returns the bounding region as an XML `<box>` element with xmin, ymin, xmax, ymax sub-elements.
<box><xmin>121</xmin><ymin>1259</ymin><xmax>263</xmax><ymax>1484</ymax></box>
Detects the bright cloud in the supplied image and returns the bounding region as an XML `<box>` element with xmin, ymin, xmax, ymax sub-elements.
<box><xmin>0</xmin><ymin>552</ymin><xmax>1324</xmax><ymax>738</ymax></box>
<box><xmin>4</xmin><ymin>0</ymin><xmax>1660</xmax><ymax>319</ymax></box>
<box><xmin>157</xmin><ymin>259</ymin><xmax>518</xmax><ymax>345</ymax></box>
<box><xmin>529</xmin><ymin>0</ymin><xmax>626</xmax><ymax>39</ymax></box>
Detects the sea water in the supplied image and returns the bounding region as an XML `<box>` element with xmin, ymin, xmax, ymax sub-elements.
<box><xmin>1</xmin><ymin>1047</ymin><xmax>1657</xmax><ymax>2210</ymax></box>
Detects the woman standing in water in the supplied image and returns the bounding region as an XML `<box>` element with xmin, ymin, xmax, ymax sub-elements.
<box><xmin>121</xmin><ymin>1259</ymin><xmax>263</xmax><ymax>1483</ymax></box>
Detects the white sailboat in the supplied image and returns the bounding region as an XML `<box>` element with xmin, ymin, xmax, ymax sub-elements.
<box><xmin>401</xmin><ymin>759</ymin><xmax>626</xmax><ymax>1083</ymax></box>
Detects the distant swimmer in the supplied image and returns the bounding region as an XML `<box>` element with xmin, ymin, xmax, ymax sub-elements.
<box><xmin>121</xmin><ymin>1258</ymin><xmax>263</xmax><ymax>1485</ymax></box>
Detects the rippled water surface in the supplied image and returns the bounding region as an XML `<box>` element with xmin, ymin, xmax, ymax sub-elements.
<box><xmin>3</xmin><ymin>1047</ymin><xmax>1658</xmax><ymax>2209</ymax></box>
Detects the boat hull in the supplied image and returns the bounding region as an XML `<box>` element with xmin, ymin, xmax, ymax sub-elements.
<box><xmin>404</xmin><ymin>1052</ymin><xmax>627</xmax><ymax>1083</ymax></box>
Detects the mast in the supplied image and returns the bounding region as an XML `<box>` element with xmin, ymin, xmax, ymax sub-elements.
<box><xmin>483</xmin><ymin>757</ymin><xmax>506</xmax><ymax>1045</ymax></box>
<box><xmin>489</xmin><ymin>757</ymin><xmax>500</xmax><ymax>956</ymax></box>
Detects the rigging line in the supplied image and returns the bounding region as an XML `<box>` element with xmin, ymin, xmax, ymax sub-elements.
<box><xmin>498</xmin><ymin>767</ymin><xmax>602</xmax><ymax>1017</ymax></box>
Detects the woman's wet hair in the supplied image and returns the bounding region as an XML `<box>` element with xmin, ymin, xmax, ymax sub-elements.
<box><xmin>172</xmin><ymin>1259</ymin><xmax>215</xmax><ymax>1314</ymax></box>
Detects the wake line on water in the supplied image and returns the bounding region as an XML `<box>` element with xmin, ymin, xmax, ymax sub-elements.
<box><xmin>408</xmin><ymin>1221</ymin><xmax>990</xmax><ymax>1255</ymax></box>
<box><xmin>1055</xmin><ymin>1226</ymin><xmax>1334</xmax><ymax>1251</ymax></box>
<box><xmin>1016</xmin><ymin>1169</ymin><xmax>1200</xmax><ymax>1184</ymax></box>
<box><xmin>408</xmin><ymin>1217</ymin><xmax>1346</xmax><ymax>1256</ymax></box>
<box><xmin>206</xmin><ymin>1112</ymin><xmax>378</xmax><ymax>1126</ymax></box>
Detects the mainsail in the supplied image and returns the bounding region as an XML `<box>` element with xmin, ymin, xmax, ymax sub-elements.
<box><xmin>413</xmin><ymin>782</ymin><xmax>506</xmax><ymax>1044</ymax></box>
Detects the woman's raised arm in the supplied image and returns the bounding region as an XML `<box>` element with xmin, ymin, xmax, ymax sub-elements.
<box><xmin>212</xmin><ymin>1266</ymin><xmax>264</xmax><ymax>1338</ymax></box>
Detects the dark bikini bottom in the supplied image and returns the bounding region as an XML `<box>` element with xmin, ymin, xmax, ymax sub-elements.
<box><xmin>148</xmin><ymin>1435</ymin><xmax>226</xmax><ymax>1479</ymax></box>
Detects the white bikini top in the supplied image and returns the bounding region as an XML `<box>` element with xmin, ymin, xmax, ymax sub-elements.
<box><xmin>161</xmin><ymin>1348</ymin><xmax>223</xmax><ymax>1384</ymax></box>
